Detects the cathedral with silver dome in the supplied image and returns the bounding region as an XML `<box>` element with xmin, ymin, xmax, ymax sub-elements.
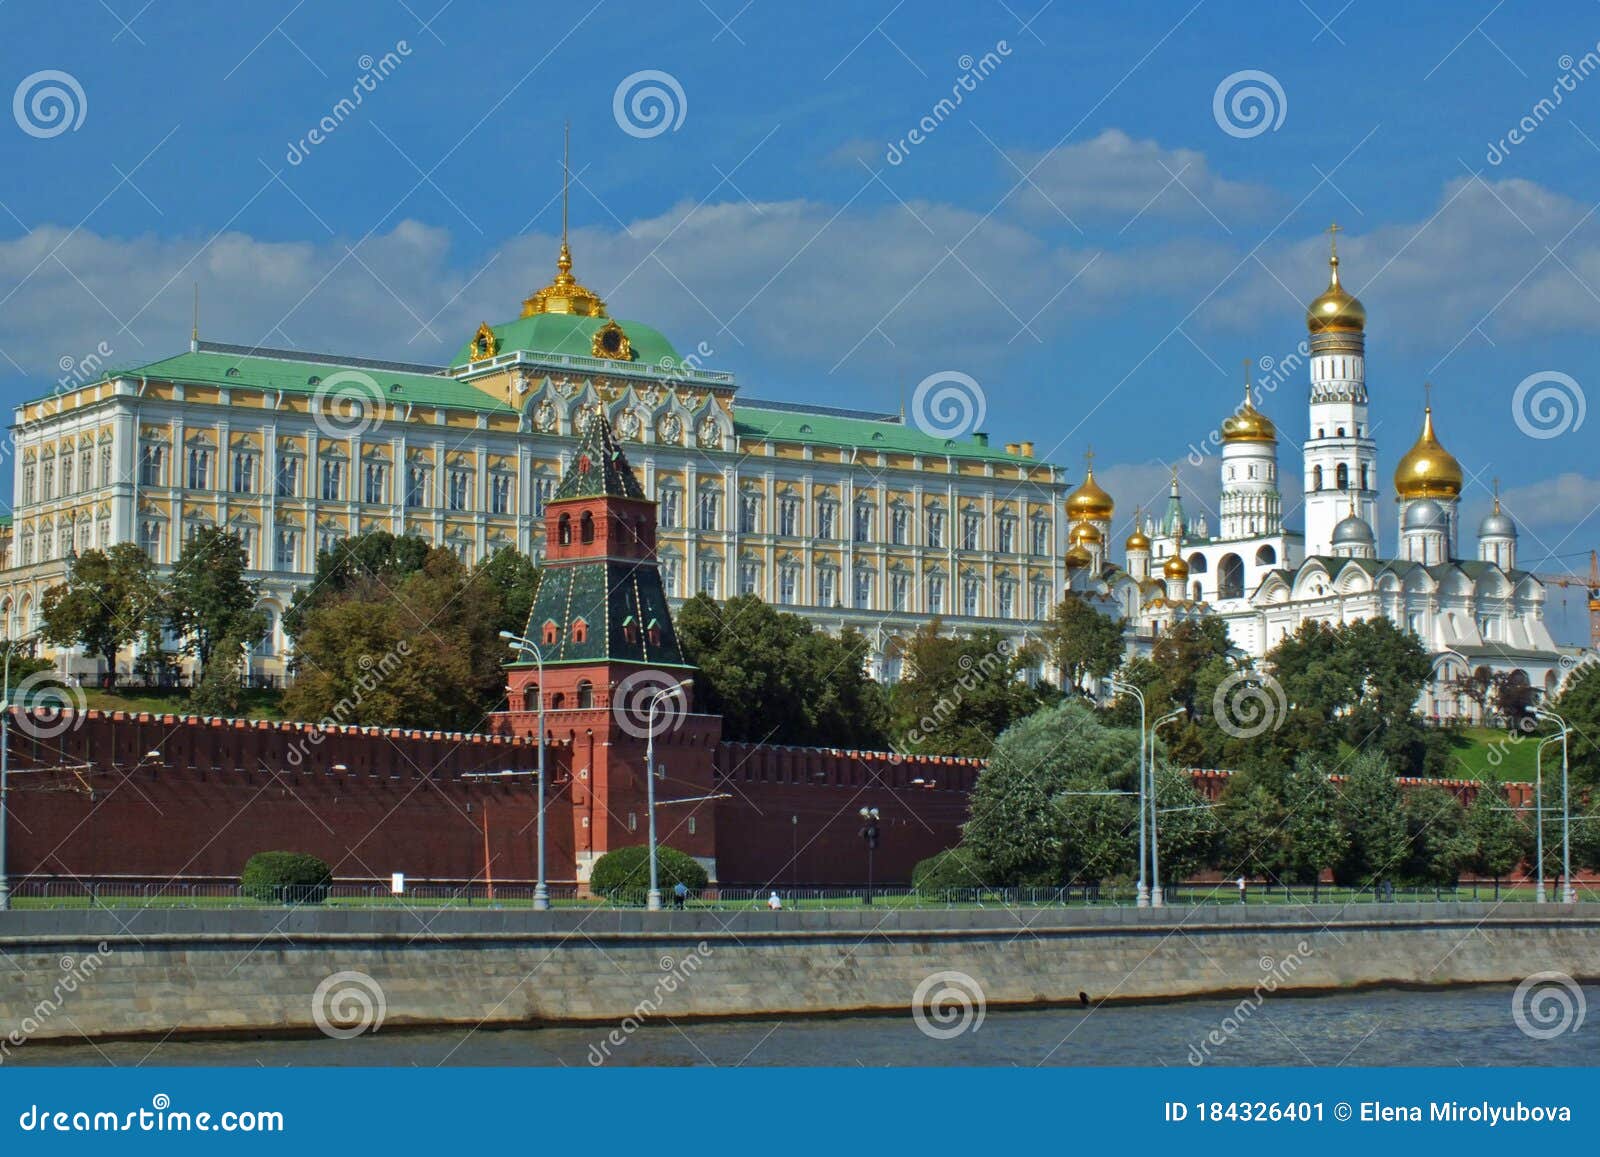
<box><xmin>1064</xmin><ymin>230</ymin><xmax>1574</xmax><ymax>722</ymax></box>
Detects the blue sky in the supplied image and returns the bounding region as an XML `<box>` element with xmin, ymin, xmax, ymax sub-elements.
<box><xmin>4</xmin><ymin>0</ymin><xmax>1600</xmax><ymax>638</ymax></box>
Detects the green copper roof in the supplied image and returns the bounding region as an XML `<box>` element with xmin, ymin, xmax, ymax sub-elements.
<box><xmin>555</xmin><ymin>414</ymin><xmax>647</xmax><ymax>501</ymax></box>
<box><xmin>733</xmin><ymin>402</ymin><xmax>1038</xmax><ymax>464</ymax></box>
<box><xmin>121</xmin><ymin>348</ymin><xmax>515</xmax><ymax>413</ymax></box>
<box><xmin>450</xmin><ymin>314</ymin><xmax>682</xmax><ymax>369</ymax></box>
<box><xmin>522</xmin><ymin>558</ymin><xmax>686</xmax><ymax>666</ymax></box>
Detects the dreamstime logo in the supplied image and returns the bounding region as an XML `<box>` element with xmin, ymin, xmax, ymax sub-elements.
<box><xmin>612</xmin><ymin>669</ymin><xmax>690</xmax><ymax>740</ymax></box>
<box><xmin>1212</xmin><ymin>70</ymin><xmax>1286</xmax><ymax>139</ymax></box>
<box><xmin>1211</xmin><ymin>670</ymin><xmax>1287</xmax><ymax>739</ymax></box>
<box><xmin>311</xmin><ymin>370</ymin><xmax>385</xmax><ymax>439</ymax></box>
<box><xmin>1511</xmin><ymin>371</ymin><xmax>1585</xmax><ymax>440</ymax></box>
<box><xmin>910</xmin><ymin>371</ymin><xmax>986</xmax><ymax>439</ymax></box>
<box><xmin>587</xmin><ymin>941</ymin><xmax>713</xmax><ymax>1065</ymax></box>
<box><xmin>884</xmin><ymin>40</ymin><xmax>1013</xmax><ymax>165</ymax></box>
<box><xmin>9</xmin><ymin>671</ymin><xmax>87</xmax><ymax>739</ymax></box>
<box><xmin>13</xmin><ymin>70</ymin><xmax>87</xmax><ymax>139</ymax></box>
<box><xmin>911</xmin><ymin>970</ymin><xmax>986</xmax><ymax>1040</ymax></box>
<box><xmin>612</xmin><ymin>70</ymin><xmax>687</xmax><ymax>139</ymax></box>
<box><xmin>1187</xmin><ymin>941</ymin><xmax>1314</xmax><ymax>1064</ymax></box>
<box><xmin>311</xmin><ymin>970</ymin><xmax>386</xmax><ymax>1039</ymax></box>
<box><xmin>1512</xmin><ymin>971</ymin><xmax>1586</xmax><ymax>1041</ymax></box>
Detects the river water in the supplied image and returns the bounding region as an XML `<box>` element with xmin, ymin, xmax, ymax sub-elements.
<box><xmin>11</xmin><ymin>986</ymin><xmax>1598</xmax><ymax>1067</ymax></box>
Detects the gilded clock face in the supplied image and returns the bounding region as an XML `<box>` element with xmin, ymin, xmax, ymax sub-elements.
<box><xmin>618</xmin><ymin>409</ymin><xmax>642</xmax><ymax>439</ymax></box>
<box><xmin>697</xmin><ymin>417</ymin><xmax>723</xmax><ymax>450</ymax></box>
<box><xmin>658</xmin><ymin>414</ymin><xmax>683</xmax><ymax>444</ymax></box>
<box><xmin>534</xmin><ymin>400</ymin><xmax>558</xmax><ymax>432</ymax></box>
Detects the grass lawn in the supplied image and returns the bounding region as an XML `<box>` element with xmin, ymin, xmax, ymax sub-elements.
<box><xmin>80</xmin><ymin>686</ymin><xmax>285</xmax><ymax>721</ymax></box>
<box><xmin>1436</xmin><ymin>727</ymin><xmax>1545</xmax><ymax>783</ymax></box>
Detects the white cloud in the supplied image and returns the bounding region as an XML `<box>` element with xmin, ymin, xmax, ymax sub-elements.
<box><xmin>1009</xmin><ymin>129</ymin><xmax>1273</xmax><ymax>225</ymax></box>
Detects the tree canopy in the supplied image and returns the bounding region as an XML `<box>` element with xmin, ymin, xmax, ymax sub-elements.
<box><xmin>1040</xmin><ymin>592</ymin><xmax>1125</xmax><ymax>693</ymax></box>
<box><xmin>39</xmin><ymin>544</ymin><xmax>162</xmax><ymax>686</ymax></box>
<box><xmin>888</xmin><ymin>620</ymin><xmax>1049</xmax><ymax>756</ymax></box>
<box><xmin>164</xmin><ymin>528</ymin><xmax>267</xmax><ymax>672</ymax></box>
<box><xmin>672</xmin><ymin>593</ymin><xmax>889</xmax><ymax>748</ymax></box>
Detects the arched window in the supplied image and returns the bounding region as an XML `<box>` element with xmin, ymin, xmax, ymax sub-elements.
<box><xmin>551</xmin><ymin>692</ymin><xmax>566</xmax><ymax>710</ymax></box>
<box><xmin>557</xmin><ymin>513</ymin><xmax>572</xmax><ymax>546</ymax></box>
<box><xmin>571</xmin><ymin>618</ymin><xmax>588</xmax><ymax>644</ymax></box>
<box><xmin>542</xmin><ymin>620</ymin><xmax>558</xmax><ymax>646</ymax></box>
<box><xmin>579</xmin><ymin>511</ymin><xmax>595</xmax><ymax>544</ymax></box>
<box><xmin>1312</xmin><ymin>465</ymin><xmax>1323</xmax><ymax>490</ymax></box>
<box><xmin>1359</xmin><ymin>464</ymin><xmax>1369</xmax><ymax>490</ymax></box>
<box><xmin>576</xmin><ymin>679</ymin><xmax>593</xmax><ymax>709</ymax></box>
<box><xmin>1187</xmin><ymin>553</ymin><xmax>1208</xmax><ymax>574</ymax></box>
<box><xmin>1335</xmin><ymin>463</ymin><xmax>1349</xmax><ymax>489</ymax></box>
<box><xmin>523</xmin><ymin>684</ymin><xmax>540</xmax><ymax>711</ymax></box>
<box><xmin>1218</xmin><ymin>554</ymin><xmax>1245</xmax><ymax>600</ymax></box>
<box><xmin>1255</xmin><ymin>544</ymin><xmax>1276</xmax><ymax>565</ymax></box>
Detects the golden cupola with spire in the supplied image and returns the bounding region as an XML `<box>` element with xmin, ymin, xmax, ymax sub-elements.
<box><xmin>1065</xmin><ymin>450</ymin><xmax>1115</xmax><ymax>523</ymax></box>
<box><xmin>521</xmin><ymin>123</ymin><xmax>608</xmax><ymax>320</ymax></box>
<box><xmin>1393</xmin><ymin>397</ymin><xmax>1463</xmax><ymax>500</ymax></box>
<box><xmin>1220</xmin><ymin>376</ymin><xmax>1277</xmax><ymax>443</ymax></box>
<box><xmin>1306</xmin><ymin>225</ymin><xmax>1366</xmax><ymax>335</ymax></box>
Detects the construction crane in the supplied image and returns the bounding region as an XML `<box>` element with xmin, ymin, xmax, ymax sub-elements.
<box><xmin>1539</xmin><ymin>550</ymin><xmax>1600</xmax><ymax>649</ymax></box>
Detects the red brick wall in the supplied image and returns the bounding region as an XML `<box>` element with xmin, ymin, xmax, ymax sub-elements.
<box><xmin>6</xmin><ymin>710</ymin><xmax>576</xmax><ymax>884</ymax></box>
<box><xmin>712</xmin><ymin>743</ymin><xmax>982</xmax><ymax>885</ymax></box>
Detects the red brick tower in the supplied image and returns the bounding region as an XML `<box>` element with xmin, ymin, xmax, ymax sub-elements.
<box><xmin>494</xmin><ymin>414</ymin><xmax>720</xmax><ymax>883</ymax></box>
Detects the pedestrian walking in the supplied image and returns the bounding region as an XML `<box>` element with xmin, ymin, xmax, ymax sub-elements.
<box><xmin>673</xmin><ymin>880</ymin><xmax>688</xmax><ymax>910</ymax></box>
<box><xmin>1236</xmin><ymin>875</ymin><xmax>1247</xmax><ymax>904</ymax></box>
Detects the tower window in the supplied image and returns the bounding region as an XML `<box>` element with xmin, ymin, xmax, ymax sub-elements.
<box><xmin>580</xmin><ymin>511</ymin><xmax>595</xmax><ymax>544</ymax></box>
<box><xmin>1336</xmin><ymin>463</ymin><xmax>1349</xmax><ymax>490</ymax></box>
<box><xmin>571</xmin><ymin>619</ymin><xmax>588</xmax><ymax>644</ymax></box>
<box><xmin>558</xmin><ymin>513</ymin><xmax>572</xmax><ymax>545</ymax></box>
<box><xmin>542</xmin><ymin>621</ymin><xmax>558</xmax><ymax>646</ymax></box>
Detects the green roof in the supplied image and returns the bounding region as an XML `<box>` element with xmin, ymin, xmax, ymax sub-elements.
<box><xmin>733</xmin><ymin>402</ymin><xmax>1039</xmax><ymax>464</ymax></box>
<box><xmin>123</xmin><ymin>348</ymin><xmax>514</xmax><ymax>413</ymax></box>
<box><xmin>450</xmin><ymin>313</ymin><xmax>682</xmax><ymax>369</ymax></box>
<box><xmin>554</xmin><ymin>413</ymin><xmax>646</xmax><ymax>501</ymax></box>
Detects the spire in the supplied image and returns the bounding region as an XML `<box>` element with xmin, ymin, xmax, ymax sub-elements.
<box><xmin>553</xmin><ymin>411</ymin><xmax>647</xmax><ymax>502</ymax></box>
<box><xmin>1492</xmin><ymin>477</ymin><xmax>1501</xmax><ymax>515</ymax></box>
<box><xmin>522</xmin><ymin>121</ymin><xmax>608</xmax><ymax>319</ymax></box>
<box><xmin>1327</xmin><ymin>221</ymin><xmax>1341</xmax><ymax>284</ymax></box>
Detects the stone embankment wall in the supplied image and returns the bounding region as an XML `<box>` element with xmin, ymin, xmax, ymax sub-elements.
<box><xmin>0</xmin><ymin>904</ymin><xmax>1594</xmax><ymax>1044</ymax></box>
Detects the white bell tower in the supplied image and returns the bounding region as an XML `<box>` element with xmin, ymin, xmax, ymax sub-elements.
<box><xmin>1302</xmin><ymin>225</ymin><xmax>1379</xmax><ymax>557</ymax></box>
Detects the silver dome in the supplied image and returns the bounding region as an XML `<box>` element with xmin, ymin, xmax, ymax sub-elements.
<box><xmin>1478</xmin><ymin>509</ymin><xmax>1516</xmax><ymax>539</ymax></box>
<box><xmin>1331</xmin><ymin>514</ymin><xmax>1376</xmax><ymax>546</ymax></box>
<box><xmin>1403</xmin><ymin>498</ymin><xmax>1447</xmax><ymax>531</ymax></box>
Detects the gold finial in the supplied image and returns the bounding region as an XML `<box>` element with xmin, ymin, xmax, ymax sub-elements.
<box><xmin>521</xmin><ymin>120</ymin><xmax>608</xmax><ymax>319</ymax></box>
<box><xmin>1084</xmin><ymin>445</ymin><xmax>1095</xmax><ymax>472</ymax></box>
<box><xmin>192</xmin><ymin>282</ymin><xmax>199</xmax><ymax>344</ymax></box>
<box><xmin>1492</xmin><ymin>477</ymin><xmax>1501</xmax><ymax>514</ymax></box>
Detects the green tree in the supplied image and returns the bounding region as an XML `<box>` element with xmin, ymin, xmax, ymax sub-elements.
<box><xmin>588</xmin><ymin>844</ymin><xmax>708</xmax><ymax>901</ymax></box>
<box><xmin>1333</xmin><ymin>749</ymin><xmax>1409</xmax><ymax>888</ymax></box>
<box><xmin>890</xmin><ymin>620</ymin><xmax>1048</xmax><ymax>756</ymax></box>
<box><xmin>962</xmin><ymin>700</ymin><xmax>1140</xmax><ymax>884</ymax></box>
<box><xmin>1151</xmin><ymin>761</ymin><xmax>1219</xmax><ymax>888</ymax></box>
<box><xmin>164</xmin><ymin>528</ymin><xmax>267</xmax><ymax>672</ymax></box>
<box><xmin>472</xmin><ymin>546</ymin><xmax>542</xmax><ymax>640</ymax></box>
<box><xmin>283</xmin><ymin>531</ymin><xmax>431</xmax><ymax>641</ymax></box>
<box><xmin>673</xmin><ymin>594</ymin><xmax>889</xmax><ymax>748</ymax></box>
<box><xmin>1398</xmin><ymin>785</ymin><xmax>1473</xmax><ymax>886</ymax></box>
<box><xmin>1040</xmin><ymin>592</ymin><xmax>1124</xmax><ymax>693</ymax></box>
<box><xmin>283</xmin><ymin>549</ymin><xmax>505</xmax><ymax>729</ymax></box>
<box><xmin>1215</xmin><ymin>781</ymin><xmax>1287</xmax><ymax>882</ymax></box>
<box><xmin>38</xmin><ymin>544</ymin><xmax>162</xmax><ymax>687</ymax></box>
<box><xmin>1279</xmin><ymin>756</ymin><xmax>1349</xmax><ymax>889</ymax></box>
<box><xmin>1464</xmin><ymin>781</ymin><xmax>1531</xmax><ymax>889</ymax></box>
<box><xmin>189</xmin><ymin>631</ymin><xmax>249</xmax><ymax>716</ymax></box>
<box><xmin>1552</xmin><ymin>662</ymin><xmax>1600</xmax><ymax>788</ymax></box>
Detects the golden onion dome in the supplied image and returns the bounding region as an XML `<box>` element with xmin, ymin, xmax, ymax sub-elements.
<box><xmin>1065</xmin><ymin>544</ymin><xmax>1094</xmax><ymax>570</ymax></box>
<box><xmin>1306</xmin><ymin>228</ymin><xmax>1366</xmax><ymax>334</ymax></box>
<box><xmin>1393</xmin><ymin>404</ymin><xmax>1463</xmax><ymax>500</ymax></box>
<box><xmin>1066</xmin><ymin>456</ymin><xmax>1114</xmax><ymax>521</ymax></box>
<box><xmin>1162</xmin><ymin>553</ymin><xmax>1190</xmax><ymax>580</ymax></box>
<box><xmin>1125</xmin><ymin>525</ymin><xmax>1151</xmax><ymax>552</ymax></box>
<box><xmin>1069</xmin><ymin>521</ymin><xmax>1104</xmax><ymax>547</ymax></box>
<box><xmin>1221</xmin><ymin>378</ymin><xmax>1277</xmax><ymax>443</ymax></box>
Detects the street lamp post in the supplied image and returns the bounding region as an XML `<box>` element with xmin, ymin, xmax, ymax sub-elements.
<box><xmin>0</xmin><ymin>645</ymin><xmax>14</xmax><ymax>911</ymax></box>
<box><xmin>1535</xmin><ymin>734</ymin><xmax>1560</xmax><ymax>904</ymax></box>
<box><xmin>1108</xmin><ymin>678</ymin><xmax>1149</xmax><ymax>908</ymax></box>
<box><xmin>859</xmin><ymin>806</ymin><xmax>880</xmax><ymax>904</ymax></box>
<box><xmin>645</xmin><ymin>679</ymin><xmax>692</xmax><ymax>912</ymax></box>
<box><xmin>1149</xmin><ymin>708</ymin><xmax>1185</xmax><ymax>908</ymax></box>
<box><xmin>499</xmin><ymin>631</ymin><xmax>550</xmax><ymax>911</ymax></box>
<box><xmin>1535</xmin><ymin>708</ymin><xmax>1576</xmax><ymax>904</ymax></box>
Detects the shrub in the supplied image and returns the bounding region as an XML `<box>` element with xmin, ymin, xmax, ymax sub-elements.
<box><xmin>911</xmin><ymin>845</ymin><xmax>990</xmax><ymax>895</ymax></box>
<box><xmin>241</xmin><ymin>851</ymin><xmax>333</xmax><ymax>904</ymax></box>
<box><xmin>588</xmin><ymin>844</ymin><xmax>708</xmax><ymax>903</ymax></box>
